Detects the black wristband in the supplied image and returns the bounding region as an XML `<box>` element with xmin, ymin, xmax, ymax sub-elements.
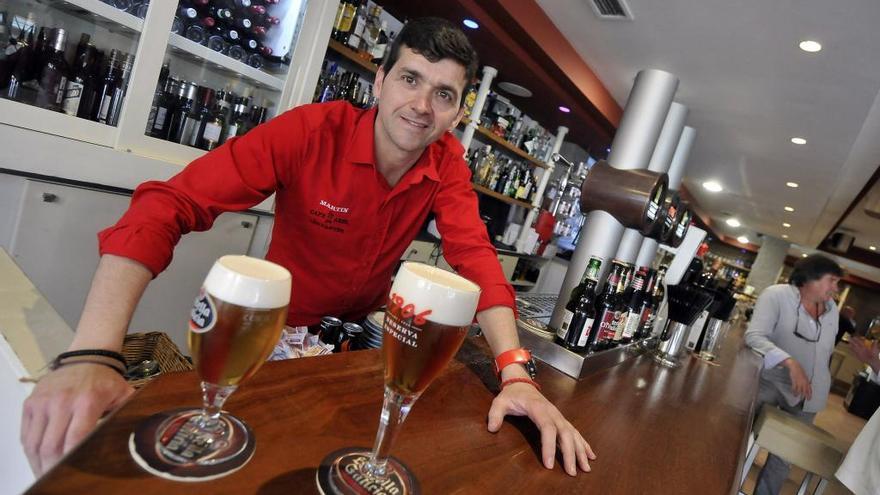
<box><xmin>55</xmin><ymin>349</ymin><xmax>127</xmax><ymax>366</ymax></box>
<box><xmin>51</xmin><ymin>359</ymin><xmax>126</xmax><ymax>377</ymax></box>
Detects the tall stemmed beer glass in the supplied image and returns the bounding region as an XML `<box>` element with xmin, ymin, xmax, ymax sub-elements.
<box><xmin>130</xmin><ymin>255</ymin><xmax>291</xmax><ymax>481</ymax></box>
<box><xmin>318</xmin><ymin>262</ymin><xmax>481</xmax><ymax>494</ymax></box>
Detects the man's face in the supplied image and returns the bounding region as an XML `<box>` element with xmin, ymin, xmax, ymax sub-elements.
<box><xmin>373</xmin><ymin>47</ymin><xmax>467</xmax><ymax>157</ymax></box>
<box><xmin>804</xmin><ymin>273</ymin><xmax>841</xmax><ymax>303</ymax></box>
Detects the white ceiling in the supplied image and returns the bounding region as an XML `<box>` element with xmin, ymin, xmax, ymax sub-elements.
<box><xmin>537</xmin><ymin>0</ymin><xmax>880</xmax><ymax>281</ymax></box>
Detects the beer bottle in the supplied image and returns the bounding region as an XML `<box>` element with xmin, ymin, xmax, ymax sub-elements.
<box><xmin>639</xmin><ymin>265</ymin><xmax>667</xmax><ymax>339</ymax></box>
<box><xmin>555</xmin><ymin>258</ymin><xmax>602</xmax><ymax>352</ymax></box>
<box><xmin>619</xmin><ymin>267</ymin><xmax>649</xmax><ymax>343</ymax></box>
<box><xmin>609</xmin><ymin>263</ymin><xmax>633</xmax><ymax>346</ymax></box>
<box><xmin>589</xmin><ymin>262</ymin><xmax>624</xmax><ymax>352</ymax></box>
<box><xmin>632</xmin><ymin>268</ymin><xmax>656</xmax><ymax>340</ymax></box>
<box><xmin>567</xmin><ymin>256</ymin><xmax>603</xmax><ymax>308</ymax></box>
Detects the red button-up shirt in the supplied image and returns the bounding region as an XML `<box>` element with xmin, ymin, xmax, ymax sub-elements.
<box><xmin>99</xmin><ymin>101</ymin><xmax>515</xmax><ymax>326</ymax></box>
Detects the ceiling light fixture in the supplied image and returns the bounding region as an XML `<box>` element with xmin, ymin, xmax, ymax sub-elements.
<box><xmin>783</xmin><ymin>222</ymin><xmax>791</xmax><ymax>228</ymax></box>
<box><xmin>871</xmin><ymin>246</ymin><xmax>877</xmax><ymax>251</ymax></box>
<box><xmin>737</xmin><ymin>236</ymin><xmax>749</xmax><ymax>244</ymax></box>
<box><xmin>558</xmin><ymin>105</ymin><xmax>571</xmax><ymax>113</ymax></box>
<box><xmin>782</xmin><ymin>234</ymin><xmax>789</xmax><ymax>239</ymax></box>
<box><xmin>799</xmin><ymin>40</ymin><xmax>822</xmax><ymax>53</ymax></box>
<box><xmin>702</xmin><ymin>180</ymin><xmax>723</xmax><ymax>192</ymax></box>
<box><xmin>726</xmin><ymin>218</ymin><xmax>741</xmax><ymax>227</ymax></box>
<box><xmin>802</xmin><ymin>253</ymin><xmax>809</xmax><ymax>257</ymax></box>
<box><xmin>791</xmin><ymin>137</ymin><xmax>807</xmax><ymax>145</ymax></box>
<box><xmin>786</xmin><ymin>182</ymin><xmax>799</xmax><ymax>188</ymax></box>
<box><xmin>784</xmin><ymin>206</ymin><xmax>795</xmax><ymax>212</ymax></box>
<box><xmin>462</xmin><ymin>19</ymin><xmax>479</xmax><ymax>29</ymax></box>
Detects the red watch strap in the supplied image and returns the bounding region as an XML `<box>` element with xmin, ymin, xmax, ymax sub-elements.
<box><xmin>494</xmin><ymin>348</ymin><xmax>531</xmax><ymax>377</ymax></box>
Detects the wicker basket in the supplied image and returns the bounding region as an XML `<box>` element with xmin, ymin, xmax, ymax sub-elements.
<box><xmin>122</xmin><ymin>332</ymin><xmax>192</xmax><ymax>388</ymax></box>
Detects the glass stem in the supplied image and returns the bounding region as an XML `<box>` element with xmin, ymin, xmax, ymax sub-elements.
<box><xmin>363</xmin><ymin>386</ymin><xmax>418</xmax><ymax>479</ymax></box>
<box><xmin>200</xmin><ymin>381</ymin><xmax>237</xmax><ymax>425</ymax></box>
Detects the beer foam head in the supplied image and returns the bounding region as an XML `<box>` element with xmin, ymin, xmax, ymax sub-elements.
<box><xmin>391</xmin><ymin>262</ymin><xmax>481</xmax><ymax>327</ymax></box>
<box><xmin>203</xmin><ymin>255</ymin><xmax>291</xmax><ymax>309</ymax></box>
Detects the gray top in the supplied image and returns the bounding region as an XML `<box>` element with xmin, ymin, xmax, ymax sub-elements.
<box><xmin>744</xmin><ymin>284</ymin><xmax>838</xmax><ymax>413</ymax></box>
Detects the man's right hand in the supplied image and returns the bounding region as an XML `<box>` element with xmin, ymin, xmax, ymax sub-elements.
<box><xmin>21</xmin><ymin>363</ymin><xmax>134</xmax><ymax>476</ymax></box>
<box><xmin>782</xmin><ymin>357</ymin><xmax>812</xmax><ymax>400</ymax></box>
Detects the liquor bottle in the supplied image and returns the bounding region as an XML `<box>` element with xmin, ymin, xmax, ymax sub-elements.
<box><xmin>184</xmin><ymin>85</ymin><xmax>214</xmax><ymax>147</ymax></box>
<box><xmin>618</xmin><ymin>267</ymin><xmax>649</xmax><ymax>343</ymax></box>
<box><xmin>29</xmin><ymin>26</ymin><xmax>48</xmax><ymax>82</ymax></box>
<box><xmin>3</xmin><ymin>28</ymin><xmax>34</xmax><ymax>102</ymax></box>
<box><xmin>222</xmin><ymin>98</ymin><xmax>248</xmax><ymax>142</ymax></box>
<box><xmin>185</xmin><ymin>16</ymin><xmax>216</xmax><ymax>44</ymax></box>
<box><xmin>370</xmin><ymin>20</ymin><xmax>389</xmax><ymax>64</ymax></box>
<box><xmin>93</xmin><ymin>49</ymin><xmax>121</xmax><ymax>124</ymax></box>
<box><xmin>345</xmin><ymin>0</ymin><xmax>367</xmax><ymax>50</ymax></box>
<box><xmin>178</xmin><ymin>6</ymin><xmax>198</xmax><ymax>21</ymax></box>
<box><xmin>105</xmin><ymin>52</ymin><xmax>134</xmax><ymax>126</ymax></box>
<box><xmin>35</xmin><ymin>28</ymin><xmax>69</xmax><ymax>112</ymax></box>
<box><xmin>589</xmin><ymin>262</ymin><xmax>625</xmax><ymax>352</ymax></box>
<box><xmin>631</xmin><ymin>268</ymin><xmax>656</xmax><ymax>341</ymax></box>
<box><xmin>555</xmin><ymin>258</ymin><xmax>602</xmax><ymax>352</ymax></box>
<box><xmin>207</xmin><ymin>6</ymin><xmax>234</xmax><ymax>22</ymax></box>
<box><xmin>145</xmin><ymin>66</ymin><xmax>174</xmax><ymax>137</ymax></box>
<box><xmin>198</xmin><ymin>96</ymin><xmax>226</xmax><ymax>150</ymax></box>
<box><xmin>167</xmin><ymin>80</ymin><xmax>197</xmax><ymax>143</ymax></box>
<box><xmin>475</xmin><ymin>146</ymin><xmax>494</xmax><ymax>186</ymax></box>
<box><xmin>62</xmin><ymin>43</ymin><xmax>97</xmax><ymax>116</ymax></box>
<box><xmin>359</xmin><ymin>5</ymin><xmax>382</xmax><ymax>59</ymax></box>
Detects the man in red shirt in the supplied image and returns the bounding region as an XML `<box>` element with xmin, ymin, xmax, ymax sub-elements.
<box><xmin>22</xmin><ymin>17</ymin><xmax>596</xmax><ymax>477</ymax></box>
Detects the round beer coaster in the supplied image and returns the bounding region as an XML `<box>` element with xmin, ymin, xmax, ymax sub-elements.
<box><xmin>316</xmin><ymin>447</ymin><xmax>420</xmax><ymax>495</ymax></box>
<box><xmin>129</xmin><ymin>408</ymin><xmax>256</xmax><ymax>482</ymax></box>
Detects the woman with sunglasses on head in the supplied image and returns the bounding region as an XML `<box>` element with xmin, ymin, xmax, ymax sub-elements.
<box><xmin>744</xmin><ymin>254</ymin><xmax>843</xmax><ymax>495</ymax></box>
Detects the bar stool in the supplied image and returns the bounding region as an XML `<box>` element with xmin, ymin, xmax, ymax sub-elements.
<box><xmin>739</xmin><ymin>405</ymin><xmax>849</xmax><ymax>495</ymax></box>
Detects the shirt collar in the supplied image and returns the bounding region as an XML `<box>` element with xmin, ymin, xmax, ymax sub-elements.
<box><xmin>345</xmin><ymin>106</ymin><xmax>441</xmax><ymax>184</ymax></box>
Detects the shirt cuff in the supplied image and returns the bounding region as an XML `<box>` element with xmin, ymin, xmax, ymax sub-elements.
<box><xmin>764</xmin><ymin>348</ymin><xmax>791</xmax><ymax>369</ymax></box>
<box><xmin>475</xmin><ymin>283</ymin><xmax>518</xmax><ymax>319</ymax></box>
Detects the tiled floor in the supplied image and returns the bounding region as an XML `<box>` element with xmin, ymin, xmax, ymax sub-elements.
<box><xmin>740</xmin><ymin>393</ymin><xmax>868</xmax><ymax>495</ymax></box>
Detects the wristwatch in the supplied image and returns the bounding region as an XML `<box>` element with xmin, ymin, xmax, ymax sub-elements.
<box><xmin>494</xmin><ymin>348</ymin><xmax>537</xmax><ymax>380</ymax></box>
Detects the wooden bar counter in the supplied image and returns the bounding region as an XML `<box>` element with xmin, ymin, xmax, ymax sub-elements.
<box><xmin>28</xmin><ymin>326</ymin><xmax>762</xmax><ymax>494</ymax></box>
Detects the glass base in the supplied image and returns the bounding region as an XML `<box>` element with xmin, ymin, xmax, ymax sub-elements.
<box><xmin>317</xmin><ymin>447</ymin><xmax>420</xmax><ymax>495</ymax></box>
<box><xmin>129</xmin><ymin>407</ymin><xmax>255</xmax><ymax>481</ymax></box>
<box><xmin>651</xmin><ymin>351</ymin><xmax>682</xmax><ymax>368</ymax></box>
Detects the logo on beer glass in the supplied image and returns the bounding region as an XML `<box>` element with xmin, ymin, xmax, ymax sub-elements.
<box><xmin>385</xmin><ymin>292</ymin><xmax>432</xmax><ymax>349</ymax></box>
<box><xmin>189</xmin><ymin>287</ymin><xmax>217</xmax><ymax>334</ymax></box>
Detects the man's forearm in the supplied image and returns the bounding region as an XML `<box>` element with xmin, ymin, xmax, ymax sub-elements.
<box><xmin>69</xmin><ymin>254</ymin><xmax>153</xmax><ymax>351</ymax></box>
<box><xmin>476</xmin><ymin>306</ymin><xmax>530</xmax><ymax>380</ymax></box>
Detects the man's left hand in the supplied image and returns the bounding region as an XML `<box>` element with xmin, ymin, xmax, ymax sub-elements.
<box><xmin>487</xmin><ymin>382</ymin><xmax>596</xmax><ymax>476</ymax></box>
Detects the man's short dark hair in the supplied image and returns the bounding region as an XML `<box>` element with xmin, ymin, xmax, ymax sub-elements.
<box><xmin>789</xmin><ymin>254</ymin><xmax>843</xmax><ymax>287</ymax></box>
<box><xmin>381</xmin><ymin>17</ymin><xmax>479</xmax><ymax>105</ymax></box>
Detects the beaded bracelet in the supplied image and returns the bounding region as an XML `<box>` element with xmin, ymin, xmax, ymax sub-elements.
<box><xmin>500</xmin><ymin>377</ymin><xmax>541</xmax><ymax>392</ymax></box>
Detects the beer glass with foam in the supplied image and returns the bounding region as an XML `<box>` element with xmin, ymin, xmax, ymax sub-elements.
<box><xmin>130</xmin><ymin>255</ymin><xmax>290</xmax><ymax>480</ymax></box>
<box><xmin>318</xmin><ymin>262</ymin><xmax>480</xmax><ymax>494</ymax></box>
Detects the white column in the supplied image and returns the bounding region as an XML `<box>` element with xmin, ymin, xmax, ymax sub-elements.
<box><xmin>459</xmin><ymin>66</ymin><xmax>497</xmax><ymax>150</ymax></box>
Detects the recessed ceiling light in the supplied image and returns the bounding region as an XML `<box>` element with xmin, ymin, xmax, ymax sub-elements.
<box><xmin>802</xmin><ymin>253</ymin><xmax>809</xmax><ymax>257</ymax></box>
<box><xmin>784</xmin><ymin>206</ymin><xmax>795</xmax><ymax>212</ymax></box>
<box><xmin>791</xmin><ymin>137</ymin><xmax>807</xmax><ymax>145</ymax></box>
<box><xmin>462</xmin><ymin>19</ymin><xmax>479</xmax><ymax>29</ymax></box>
<box><xmin>726</xmin><ymin>218</ymin><xmax>741</xmax><ymax>227</ymax></box>
<box><xmin>782</xmin><ymin>234</ymin><xmax>789</xmax><ymax>239</ymax></box>
<box><xmin>558</xmin><ymin>105</ymin><xmax>571</xmax><ymax>113</ymax></box>
<box><xmin>786</xmin><ymin>182</ymin><xmax>799</xmax><ymax>188</ymax></box>
<box><xmin>870</xmin><ymin>246</ymin><xmax>877</xmax><ymax>251</ymax></box>
<box><xmin>703</xmin><ymin>180</ymin><xmax>723</xmax><ymax>192</ymax></box>
<box><xmin>783</xmin><ymin>222</ymin><xmax>791</xmax><ymax>228</ymax></box>
<box><xmin>737</xmin><ymin>235</ymin><xmax>749</xmax><ymax>244</ymax></box>
<box><xmin>799</xmin><ymin>40</ymin><xmax>822</xmax><ymax>53</ymax></box>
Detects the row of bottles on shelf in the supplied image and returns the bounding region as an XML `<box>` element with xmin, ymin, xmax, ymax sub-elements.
<box><xmin>0</xmin><ymin>21</ymin><xmax>134</xmax><ymax>127</ymax></box>
<box><xmin>312</xmin><ymin>61</ymin><xmax>374</xmax><ymax>108</ymax></box>
<box><xmin>332</xmin><ymin>0</ymin><xmax>393</xmax><ymax>65</ymax></box>
<box><xmin>98</xmin><ymin>0</ymin><xmax>151</xmax><ymax>19</ymax></box>
<box><xmin>462</xmin><ymin>89</ymin><xmax>556</xmax><ymax>162</ymax></box>
<box><xmin>556</xmin><ymin>257</ymin><xmax>668</xmax><ymax>354</ymax></box>
<box><xmin>468</xmin><ymin>145</ymin><xmax>538</xmax><ymax>203</ymax></box>
<box><xmin>172</xmin><ymin>0</ymin><xmax>282</xmax><ymax>70</ymax></box>
<box><xmin>146</xmin><ymin>62</ymin><xmax>271</xmax><ymax>151</ymax></box>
